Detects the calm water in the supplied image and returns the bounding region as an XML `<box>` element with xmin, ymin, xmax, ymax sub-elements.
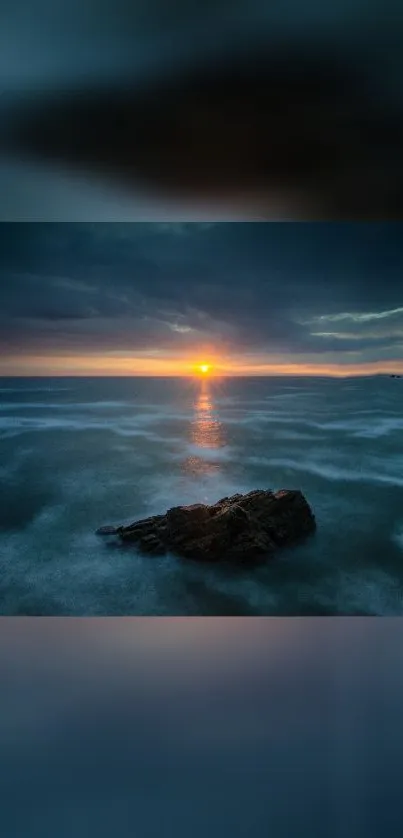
<box><xmin>1</xmin><ymin>375</ymin><xmax>403</xmax><ymax>615</ymax></box>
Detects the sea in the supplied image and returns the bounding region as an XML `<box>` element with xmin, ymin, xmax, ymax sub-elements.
<box><xmin>1</xmin><ymin>374</ymin><xmax>403</xmax><ymax>616</ymax></box>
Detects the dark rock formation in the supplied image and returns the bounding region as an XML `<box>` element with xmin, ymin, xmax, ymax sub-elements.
<box><xmin>96</xmin><ymin>489</ymin><xmax>316</xmax><ymax>563</ymax></box>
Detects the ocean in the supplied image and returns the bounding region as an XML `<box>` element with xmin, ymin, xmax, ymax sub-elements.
<box><xmin>1</xmin><ymin>374</ymin><xmax>403</xmax><ymax>616</ymax></box>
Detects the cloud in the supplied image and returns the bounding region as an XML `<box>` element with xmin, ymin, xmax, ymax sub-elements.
<box><xmin>0</xmin><ymin>222</ymin><xmax>402</xmax><ymax>372</ymax></box>
<box><xmin>309</xmin><ymin>306</ymin><xmax>403</xmax><ymax>324</ymax></box>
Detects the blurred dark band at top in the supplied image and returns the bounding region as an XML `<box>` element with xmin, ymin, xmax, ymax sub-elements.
<box><xmin>1</xmin><ymin>1</ymin><xmax>403</xmax><ymax>220</ymax></box>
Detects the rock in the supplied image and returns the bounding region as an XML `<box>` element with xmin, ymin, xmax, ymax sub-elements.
<box><xmin>96</xmin><ymin>489</ymin><xmax>316</xmax><ymax>563</ymax></box>
<box><xmin>96</xmin><ymin>525</ymin><xmax>120</xmax><ymax>536</ymax></box>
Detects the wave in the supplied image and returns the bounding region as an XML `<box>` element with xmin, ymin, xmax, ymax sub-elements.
<box><xmin>0</xmin><ymin>415</ymin><xmax>176</xmax><ymax>442</ymax></box>
<box><xmin>264</xmin><ymin>391</ymin><xmax>319</xmax><ymax>400</ymax></box>
<box><xmin>310</xmin><ymin>417</ymin><xmax>403</xmax><ymax>438</ymax></box>
<box><xmin>0</xmin><ymin>401</ymin><xmax>131</xmax><ymax>411</ymax></box>
<box><xmin>182</xmin><ymin>443</ymin><xmax>233</xmax><ymax>461</ymax></box>
<box><xmin>260</xmin><ymin>457</ymin><xmax>403</xmax><ymax>488</ymax></box>
<box><xmin>0</xmin><ymin>387</ymin><xmax>73</xmax><ymax>393</ymax></box>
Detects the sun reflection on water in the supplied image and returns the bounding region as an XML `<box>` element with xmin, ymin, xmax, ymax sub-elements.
<box><xmin>183</xmin><ymin>380</ymin><xmax>227</xmax><ymax>476</ymax></box>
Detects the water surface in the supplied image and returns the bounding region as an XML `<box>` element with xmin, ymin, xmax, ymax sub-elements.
<box><xmin>1</xmin><ymin>375</ymin><xmax>402</xmax><ymax>615</ymax></box>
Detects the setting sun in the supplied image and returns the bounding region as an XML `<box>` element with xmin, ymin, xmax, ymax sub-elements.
<box><xmin>189</xmin><ymin>360</ymin><xmax>216</xmax><ymax>377</ymax></box>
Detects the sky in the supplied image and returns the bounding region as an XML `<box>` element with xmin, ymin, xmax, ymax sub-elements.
<box><xmin>1</xmin><ymin>221</ymin><xmax>402</xmax><ymax>377</ymax></box>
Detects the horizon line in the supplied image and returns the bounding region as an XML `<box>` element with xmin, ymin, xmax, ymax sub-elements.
<box><xmin>0</xmin><ymin>372</ymin><xmax>398</xmax><ymax>380</ymax></box>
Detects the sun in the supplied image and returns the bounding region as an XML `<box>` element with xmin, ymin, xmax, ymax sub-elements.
<box><xmin>191</xmin><ymin>360</ymin><xmax>214</xmax><ymax>377</ymax></box>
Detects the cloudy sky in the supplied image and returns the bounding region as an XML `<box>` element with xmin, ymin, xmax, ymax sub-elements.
<box><xmin>1</xmin><ymin>222</ymin><xmax>402</xmax><ymax>376</ymax></box>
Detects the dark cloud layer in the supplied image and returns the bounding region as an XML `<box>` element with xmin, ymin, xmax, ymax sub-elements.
<box><xmin>1</xmin><ymin>222</ymin><xmax>402</xmax><ymax>372</ymax></box>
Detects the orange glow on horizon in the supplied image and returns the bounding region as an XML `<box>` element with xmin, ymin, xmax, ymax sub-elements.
<box><xmin>1</xmin><ymin>353</ymin><xmax>403</xmax><ymax>378</ymax></box>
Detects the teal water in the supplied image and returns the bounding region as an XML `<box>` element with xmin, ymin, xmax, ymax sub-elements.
<box><xmin>1</xmin><ymin>375</ymin><xmax>402</xmax><ymax>615</ymax></box>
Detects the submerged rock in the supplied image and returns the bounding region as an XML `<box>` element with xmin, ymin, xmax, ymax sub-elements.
<box><xmin>96</xmin><ymin>489</ymin><xmax>316</xmax><ymax>563</ymax></box>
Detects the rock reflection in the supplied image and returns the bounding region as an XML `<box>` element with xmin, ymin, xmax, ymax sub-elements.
<box><xmin>183</xmin><ymin>380</ymin><xmax>227</xmax><ymax>476</ymax></box>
